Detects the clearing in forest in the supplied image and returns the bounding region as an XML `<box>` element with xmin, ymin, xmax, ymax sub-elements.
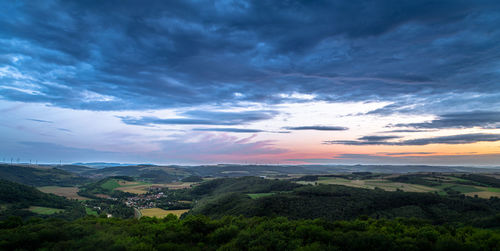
<box><xmin>140</xmin><ymin>208</ymin><xmax>189</xmax><ymax>218</ymax></box>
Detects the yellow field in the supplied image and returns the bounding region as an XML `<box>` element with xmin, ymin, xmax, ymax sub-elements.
<box><xmin>466</xmin><ymin>191</ymin><xmax>500</xmax><ymax>199</ymax></box>
<box><xmin>140</xmin><ymin>208</ymin><xmax>189</xmax><ymax>218</ymax></box>
<box><xmin>37</xmin><ymin>186</ymin><xmax>90</xmax><ymax>200</ymax></box>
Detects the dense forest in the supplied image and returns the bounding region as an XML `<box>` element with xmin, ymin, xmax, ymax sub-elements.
<box><xmin>1</xmin><ymin>215</ymin><xmax>499</xmax><ymax>250</ymax></box>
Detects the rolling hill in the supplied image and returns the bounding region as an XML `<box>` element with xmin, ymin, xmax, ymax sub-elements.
<box><xmin>0</xmin><ymin>164</ymin><xmax>89</xmax><ymax>187</ymax></box>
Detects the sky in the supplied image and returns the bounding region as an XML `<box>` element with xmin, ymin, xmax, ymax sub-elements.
<box><xmin>1</xmin><ymin>0</ymin><xmax>500</xmax><ymax>166</ymax></box>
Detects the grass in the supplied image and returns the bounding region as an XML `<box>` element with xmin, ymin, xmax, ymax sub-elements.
<box><xmin>247</xmin><ymin>193</ymin><xmax>274</xmax><ymax>199</ymax></box>
<box><xmin>28</xmin><ymin>206</ymin><xmax>64</xmax><ymax>215</ymax></box>
<box><xmin>37</xmin><ymin>186</ymin><xmax>90</xmax><ymax>200</ymax></box>
<box><xmin>85</xmin><ymin>207</ymin><xmax>98</xmax><ymax>216</ymax></box>
<box><xmin>486</xmin><ymin>187</ymin><xmax>500</xmax><ymax>193</ymax></box>
<box><xmin>140</xmin><ymin>208</ymin><xmax>189</xmax><ymax>218</ymax></box>
<box><xmin>447</xmin><ymin>185</ymin><xmax>482</xmax><ymax>193</ymax></box>
<box><xmin>101</xmin><ymin>179</ymin><xmax>121</xmax><ymax>190</ymax></box>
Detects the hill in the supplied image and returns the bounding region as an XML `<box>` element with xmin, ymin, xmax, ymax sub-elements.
<box><xmin>79</xmin><ymin>165</ymin><xmax>194</xmax><ymax>182</ymax></box>
<box><xmin>188</xmin><ymin>177</ymin><xmax>500</xmax><ymax>226</ymax></box>
<box><xmin>0</xmin><ymin>179</ymin><xmax>85</xmax><ymax>219</ymax></box>
<box><xmin>185</xmin><ymin>164</ymin><xmax>500</xmax><ymax>177</ymax></box>
<box><xmin>56</xmin><ymin>165</ymin><xmax>95</xmax><ymax>175</ymax></box>
<box><xmin>0</xmin><ymin>164</ymin><xmax>89</xmax><ymax>187</ymax></box>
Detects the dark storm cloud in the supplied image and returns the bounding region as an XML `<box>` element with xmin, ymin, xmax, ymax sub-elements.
<box><xmin>395</xmin><ymin>111</ymin><xmax>500</xmax><ymax>129</ymax></box>
<box><xmin>1</xmin><ymin>1</ymin><xmax>499</xmax><ymax>111</ymax></box>
<box><xmin>325</xmin><ymin>133</ymin><xmax>500</xmax><ymax>146</ymax></box>
<box><xmin>283</xmin><ymin>126</ymin><xmax>348</xmax><ymax>131</ymax></box>
<box><xmin>119</xmin><ymin>110</ymin><xmax>278</xmax><ymax>126</ymax></box>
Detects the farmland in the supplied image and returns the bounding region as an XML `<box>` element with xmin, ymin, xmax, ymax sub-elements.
<box><xmin>140</xmin><ymin>208</ymin><xmax>189</xmax><ymax>218</ymax></box>
<box><xmin>298</xmin><ymin>173</ymin><xmax>500</xmax><ymax>198</ymax></box>
<box><xmin>28</xmin><ymin>206</ymin><xmax>65</xmax><ymax>215</ymax></box>
<box><xmin>114</xmin><ymin>181</ymin><xmax>195</xmax><ymax>194</ymax></box>
<box><xmin>37</xmin><ymin>186</ymin><xmax>90</xmax><ymax>200</ymax></box>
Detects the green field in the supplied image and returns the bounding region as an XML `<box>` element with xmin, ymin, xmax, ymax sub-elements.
<box><xmin>247</xmin><ymin>193</ymin><xmax>274</xmax><ymax>199</ymax></box>
<box><xmin>85</xmin><ymin>207</ymin><xmax>98</xmax><ymax>216</ymax></box>
<box><xmin>486</xmin><ymin>187</ymin><xmax>500</xmax><ymax>193</ymax></box>
<box><xmin>28</xmin><ymin>206</ymin><xmax>65</xmax><ymax>215</ymax></box>
<box><xmin>100</xmin><ymin>179</ymin><xmax>121</xmax><ymax>190</ymax></box>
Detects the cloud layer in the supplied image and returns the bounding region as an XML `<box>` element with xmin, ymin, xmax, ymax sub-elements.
<box><xmin>1</xmin><ymin>1</ymin><xmax>499</xmax><ymax>112</ymax></box>
<box><xmin>119</xmin><ymin>110</ymin><xmax>278</xmax><ymax>126</ymax></box>
<box><xmin>325</xmin><ymin>133</ymin><xmax>500</xmax><ymax>146</ymax></box>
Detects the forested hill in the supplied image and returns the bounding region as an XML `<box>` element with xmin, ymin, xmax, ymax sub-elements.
<box><xmin>188</xmin><ymin>177</ymin><xmax>500</xmax><ymax>227</ymax></box>
<box><xmin>190</xmin><ymin>176</ymin><xmax>301</xmax><ymax>196</ymax></box>
<box><xmin>1</xmin><ymin>215</ymin><xmax>499</xmax><ymax>250</ymax></box>
<box><xmin>0</xmin><ymin>179</ymin><xmax>85</xmax><ymax>220</ymax></box>
<box><xmin>0</xmin><ymin>164</ymin><xmax>88</xmax><ymax>187</ymax></box>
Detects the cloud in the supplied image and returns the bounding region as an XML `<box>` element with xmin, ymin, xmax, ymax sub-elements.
<box><xmin>325</xmin><ymin>133</ymin><xmax>500</xmax><ymax>146</ymax></box>
<box><xmin>119</xmin><ymin>110</ymin><xmax>278</xmax><ymax>126</ymax></box>
<box><xmin>3</xmin><ymin>141</ymin><xmax>129</xmax><ymax>163</ymax></box>
<box><xmin>57</xmin><ymin>128</ymin><xmax>72</xmax><ymax>133</ymax></box>
<box><xmin>0</xmin><ymin>1</ymin><xmax>498</xmax><ymax>112</ymax></box>
<box><xmin>381</xmin><ymin>152</ymin><xmax>436</xmax><ymax>156</ymax></box>
<box><xmin>283</xmin><ymin>126</ymin><xmax>348</xmax><ymax>131</ymax></box>
<box><xmin>152</xmin><ymin>133</ymin><xmax>289</xmax><ymax>163</ymax></box>
<box><xmin>192</xmin><ymin>128</ymin><xmax>264</xmax><ymax>133</ymax></box>
<box><xmin>381</xmin><ymin>129</ymin><xmax>433</xmax><ymax>133</ymax></box>
<box><xmin>395</xmin><ymin>111</ymin><xmax>500</xmax><ymax>129</ymax></box>
<box><xmin>358</xmin><ymin>135</ymin><xmax>401</xmax><ymax>141</ymax></box>
<box><xmin>26</xmin><ymin>118</ymin><xmax>53</xmax><ymax>123</ymax></box>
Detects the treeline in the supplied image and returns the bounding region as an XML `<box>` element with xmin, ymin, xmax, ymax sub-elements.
<box><xmin>389</xmin><ymin>173</ymin><xmax>500</xmax><ymax>188</ymax></box>
<box><xmin>460</xmin><ymin>174</ymin><xmax>500</xmax><ymax>188</ymax></box>
<box><xmin>1</xmin><ymin>215</ymin><xmax>499</xmax><ymax>250</ymax></box>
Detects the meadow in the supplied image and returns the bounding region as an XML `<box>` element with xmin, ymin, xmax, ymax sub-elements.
<box><xmin>139</xmin><ymin>208</ymin><xmax>189</xmax><ymax>218</ymax></box>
